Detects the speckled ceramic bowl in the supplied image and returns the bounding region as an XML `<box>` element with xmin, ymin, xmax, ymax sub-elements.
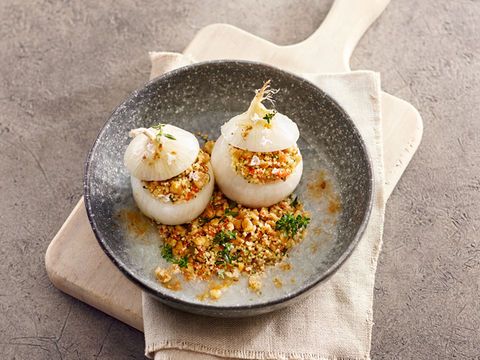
<box><xmin>84</xmin><ymin>60</ymin><xmax>373</xmax><ymax>317</ymax></box>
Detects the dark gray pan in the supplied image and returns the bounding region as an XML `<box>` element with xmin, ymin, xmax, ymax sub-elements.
<box><xmin>84</xmin><ymin>60</ymin><xmax>373</xmax><ymax>317</ymax></box>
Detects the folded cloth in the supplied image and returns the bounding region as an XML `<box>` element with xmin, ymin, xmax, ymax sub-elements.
<box><xmin>143</xmin><ymin>52</ymin><xmax>385</xmax><ymax>360</ymax></box>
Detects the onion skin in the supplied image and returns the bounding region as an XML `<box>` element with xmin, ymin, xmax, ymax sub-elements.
<box><xmin>130</xmin><ymin>165</ymin><xmax>214</xmax><ymax>225</ymax></box>
<box><xmin>211</xmin><ymin>136</ymin><xmax>302</xmax><ymax>208</ymax></box>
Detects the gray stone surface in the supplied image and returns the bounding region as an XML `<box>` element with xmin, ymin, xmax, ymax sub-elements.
<box><xmin>0</xmin><ymin>0</ymin><xmax>478</xmax><ymax>358</ymax></box>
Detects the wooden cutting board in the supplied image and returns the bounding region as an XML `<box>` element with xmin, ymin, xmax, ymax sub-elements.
<box><xmin>45</xmin><ymin>0</ymin><xmax>423</xmax><ymax>331</ymax></box>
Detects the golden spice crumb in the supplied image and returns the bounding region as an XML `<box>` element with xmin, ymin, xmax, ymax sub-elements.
<box><xmin>203</xmin><ymin>140</ymin><xmax>215</xmax><ymax>155</ymax></box>
<box><xmin>154</xmin><ymin>267</ymin><xmax>172</xmax><ymax>283</ymax></box>
<box><xmin>273</xmin><ymin>278</ymin><xmax>283</xmax><ymax>288</ymax></box>
<box><xmin>248</xmin><ymin>275</ymin><xmax>262</xmax><ymax>293</ymax></box>
<box><xmin>209</xmin><ymin>289</ymin><xmax>222</xmax><ymax>300</ymax></box>
<box><xmin>163</xmin><ymin>278</ymin><xmax>181</xmax><ymax>291</ymax></box>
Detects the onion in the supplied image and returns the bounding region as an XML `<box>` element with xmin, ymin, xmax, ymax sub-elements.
<box><xmin>130</xmin><ymin>165</ymin><xmax>214</xmax><ymax>225</ymax></box>
<box><xmin>221</xmin><ymin>81</ymin><xmax>299</xmax><ymax>152</ymax></box>
<box><xmin>211</xmin><ymin>136</ymin><xmax>302</xmax><ymax>208</ymax></box>
<box><xmin>124</xmin><ymin>124</ymin><xmax>200</xmax><ymax>181</ymax></box>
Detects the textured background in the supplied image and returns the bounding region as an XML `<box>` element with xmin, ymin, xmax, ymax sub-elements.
<box><xmin>0</xmin><ymin>0</ymin><xmax>479</xmax><ymax>358</ymax></box>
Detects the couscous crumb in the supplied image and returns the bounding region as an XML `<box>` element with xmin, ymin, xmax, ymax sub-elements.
<box><xmin>157</xmin><ymin>189</ymin><xmax>310</xmax><ymax>282</ymax></box>
<box><xmin>230</xmin><ymin>146</ymin><xmax>301</xmax><ymax>184</ymax></box>
<box><xmin>143</xmin><ymin>150</ymin><xmax>211</xmax><ymax>203</ymax></box>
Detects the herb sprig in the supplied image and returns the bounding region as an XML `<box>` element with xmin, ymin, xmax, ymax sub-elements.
<box><xmin>263</xmin><ymin>110</ymin><xmax>276</xmax><ymax>124</ymax></box>
<box><xmin>161</xmin><ymin>244</ymin><xmax>188</xmax><ymax>268</ymax></box>
<box><xmin>275</xmin><ymin>213</ymin><xmax>310</xmax><ymax>238</ymax></box>
<box><xmin>152</xmin><ymin>123</ymin><xmax>176</xmax><ymax>141</ymax></box>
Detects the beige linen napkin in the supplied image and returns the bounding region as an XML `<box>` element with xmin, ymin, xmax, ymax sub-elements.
<box><xmin>143</xmin><ymin>52</ymin><xmax>385</xmax><ymax>360</ymax></box>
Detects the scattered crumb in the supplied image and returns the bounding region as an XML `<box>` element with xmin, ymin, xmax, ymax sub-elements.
<box><xmin>154</xmin><ymin>267</ymin><xmax>172</xmax><ymax>283</ymax></box>
<box><xmin>310</xmin><ymin>242</ymin><xmax>319</xmax><ymax>254</ymax></box>
<box><xmin>248</xmin><ymin>275</ymin><xmax>262</xmax><ymax>293</ymax></box>
<box><xmin>209</xmin><ymin>289</ymin><xmax>222</xmax><ymax>300</ymax></box>
<box><xmin>273</xmin><ymin>278</ymin><xmax>283</xmax><ymax>288</ymax></box>
<box><xmin>203</xmin><ymin>140</ymin><xmax>215</xmax><ymax>154</ymax></box>
<box><xmin>154</xmin><ymin>266</ymin><xmax>181</xmax><ymax>291</ymax></box>
<box><xmin>280</xmin><ymin>263</ymin><xmax>292</xmax><ymax>271</ymax></box>
<box><xmin>163</xmin><ymin>278</ymin><xmax>181</xmax><ymax>291</ymax></box>
<box><xmin>197</xmin><ymin>279</ymin><xmax>234</xmax><ymax>301</ymax></box>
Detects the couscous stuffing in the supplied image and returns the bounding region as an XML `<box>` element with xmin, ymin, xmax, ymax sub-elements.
<box><xmin>142</xmin><ymin>150</ymin><xmax>211</xmax><ymax>203</ymax></box>
<box><xmin>230</xmin><ymin>145</ymin><xmax>301</xmax><ymax>184</ymax></box>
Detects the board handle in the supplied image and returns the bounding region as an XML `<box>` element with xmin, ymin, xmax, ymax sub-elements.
<box><xmin>292</xmin><ymin>0</ymin><xmax>391</xmax><ymax>70</ymax></box>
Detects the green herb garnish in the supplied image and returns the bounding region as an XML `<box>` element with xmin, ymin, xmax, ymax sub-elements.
<box><xmin>214</xmin><ymin>230</ymin><xmax>236</xmax><ymax>245</ymax></box>
<box><xmin>225</xmin><ymin>208</ymin><xmax>239</xmax><ymax>217</ymax></box>
<box><xmin>161</xmin><ymin>244</ymin><xmax>188</xmax><ymax>268</ymax></box>
<box><xmin>164</xmin><ymin>133</ymin><xmax>176</xmax><ymax>140</ymax></box>
<box><xmin>263</xmin><ymin>111</ymin><xmax>276</xmax><ymax>124</ymax></box>
<box><xmin>214</xmin><ymin>230</ymin><xmax>237</xmax><ymax>265</ymax></box>
<box><xmin>176</xmin><ymin>255</ymin><xmax>189</xmax><ymax>268</ymax></box>
<box><xmin>275</xmin><ymin>214</ymin><xmax>310</xmax><ymax>237</ymax></box>
<box><xmin>219</xmin><ymin>242</ymin><xmax>234</xmax><ymax>264</ymax></box>
<box><xmin>152</xmin><ymin>123</ymin><xmax>176</xmax><ymax>141</ymax></box>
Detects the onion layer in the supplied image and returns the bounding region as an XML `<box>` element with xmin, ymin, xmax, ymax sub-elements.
<box><xmin>130</xmin><ymin>165</ymin><xmax>214</xmax><ymax>225</ymax></box>
<box><xmin>124</xmin><ymin>124</ymin><xmax>200</xmax><ymax>181</ymax></box>
<box><xmin>211</xmin><ymin>136</ymin><xmax>302</xmax><ymax>208</ymax></box>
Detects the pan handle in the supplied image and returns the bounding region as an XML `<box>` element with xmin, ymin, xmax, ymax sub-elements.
<box><xmin>291</xmin><ymin>0</ymin><xmax>391</xmax><ymax>70</ymax></box>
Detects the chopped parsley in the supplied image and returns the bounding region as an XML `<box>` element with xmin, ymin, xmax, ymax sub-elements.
<box><xmin>219</xmin><ymin>242</ymin><xmax>235</xmax><ymax>264</ymax></box>
<box><xmin>214</xmin><ymin>230</ymin><xmax>237</xmax><ymax>265</ymax></box>
<box><xmin>214</xmin><ymin>230</ymin><xmax>236</xmax><ymax>245</ymax></box>
<box><xmin>152</xmin><ymin>123</ymin><xmax>176</xmax><ymax>141</ymax></box>
<box><xmin>275</xmin><ymin>214</ymin><xmax>310</xmax><ymax>237</ymax></box>
<box><xmin>224</xmin><ymin>208</ymin><xmax>239</xmax><ymax>217</ymax></box>
<box><xmin>161</xmin><ymin>244</ymin><xmax>188</xmax><ymax>268</ymax></box>
<box><xmin>263</xmin><ymin>111</ymin><xmax>276</xmax><ymax>124</ymax></box>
